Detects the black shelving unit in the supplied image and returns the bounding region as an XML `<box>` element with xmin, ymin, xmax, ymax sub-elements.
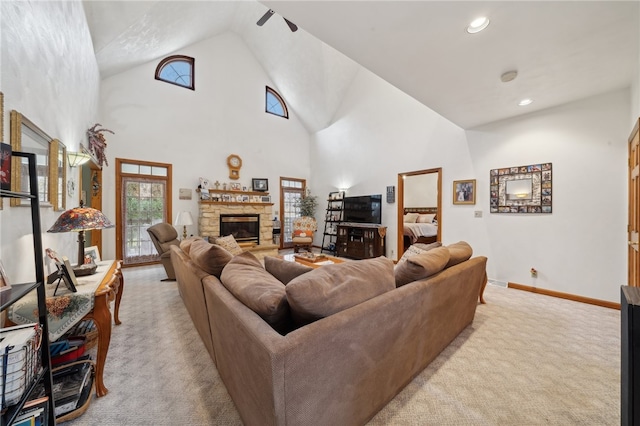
<box><xmin>321</xmin><ymin>191</ymin><xmax>344</xmax><ymax>255</ymax></box>
<box><xmin>1</xmin><ymin>151</ymin><xmax>56</xmax><ymax>426</ymax></box>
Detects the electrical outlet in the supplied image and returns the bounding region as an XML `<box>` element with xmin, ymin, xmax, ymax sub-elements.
<box><xmin>474</xmin><ymin>210</ymin><xmax>483</xmax><ymax>218</ymax></box>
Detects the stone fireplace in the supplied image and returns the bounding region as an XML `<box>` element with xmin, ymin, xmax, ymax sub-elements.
<box><xmin>198</xmin><ymin>201</ymin><xmax>278</xmax><ymax>260</ymax></box>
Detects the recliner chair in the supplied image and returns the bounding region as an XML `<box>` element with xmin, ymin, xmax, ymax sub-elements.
<box><xmin>147</xmin><ymin>223</ymin><xmax>180</xmax><ymax>281</ymax></box>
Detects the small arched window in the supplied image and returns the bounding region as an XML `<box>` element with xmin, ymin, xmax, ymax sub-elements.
<box><xmin>155</xmin><ymin>55</ymin><xmax>195</xmax><ymax>90</ymax></box>
<box><xmin>265</xmin><ymin>86</ymin><xmax>288</xmax><ymax>119</ymax></box>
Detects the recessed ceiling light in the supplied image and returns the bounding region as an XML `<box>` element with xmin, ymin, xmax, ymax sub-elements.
<box><xmin>518</xmin><ymin>99</ymin><xmax>533</xmax><ymax>106</ymax></box>
<box><xmin>466</xmin><ymin>17</ymin><xmax>490</xmax><ymax>34</ymax></box>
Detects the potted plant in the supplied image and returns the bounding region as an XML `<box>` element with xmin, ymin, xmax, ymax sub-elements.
<box><xmin>296</xmin><ymin>190</ymin><xmax>318</xmax><ymax>217</ymax></box>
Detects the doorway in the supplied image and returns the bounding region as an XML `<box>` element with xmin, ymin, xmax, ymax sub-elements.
<box><xmin>279</xmin><ymin>177</ymin><xmax>306</xmax><ymax>250</ymax></box>
<box><xmin>397</xmin><ymin>168</ymin><xmax>442</xmax><ymax>258</ymax></box>
<box><xmin>115</xmin><ymin>158</ymin><xmax>172</xmax><ymax>266</ymax></box>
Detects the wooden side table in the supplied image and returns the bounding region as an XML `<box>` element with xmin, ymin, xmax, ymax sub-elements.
<box><xmin>81</xmin><ymin>259</ymin><xmax>123</xmax><ymax>397</ymax></box>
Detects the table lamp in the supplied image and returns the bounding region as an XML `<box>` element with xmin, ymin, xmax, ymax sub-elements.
<box><xmin>48</xmin><ymin>200</ymin><xmax>115</xmax><ymax>272</ymax></box>
<box><xmin>175</xmin><ymin>211</ymin><xmax>194</xmax><ymax>239</ymax></box>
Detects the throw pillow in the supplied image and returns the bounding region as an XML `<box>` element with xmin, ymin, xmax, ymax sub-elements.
<box><xmin>403</xmin><ymin>213</ymin><xmax>419</xmax><ymax>223</ymax></box>
<box><xmin>293</xmin><ymin>230</ymin><xmax>310</xmax><ymax>238</ymax></box>
<box><xmin>264</xmin><ymin>256</ymin><xmax>313</xmax><ymax>285</ymax></box>
<box><xmin>416</xmin><ymin>213</ymin><xmax>436</xmax><ymax>223</ymax></box>
<box><xmin>179</xmin><ymin>236</ymin><xmax>202</xmax><ymax>255</ymax></box>
<box><xmin>286</xmin><ymin>256</ymin><xmax>395</xmax><ymax>326</ymax></box>
<box><xmin>396</xmin><ymin>241</ymin><xmax>442</xmax><ymax>264</ymax></box>
<box><xmin>215</xmin><ymin>234</ymin><xmax>243</xmax><ymax>255</ymax></box>
<box><xmin>394</xmin><ymin>246</ymin><xmax>451</xmax><ymax>287</ymax></box>
<box><xmin>445</xmin><ymin>241</ymin><xmax>473</xmax><ymax>268</ymax></box>
<box><xmin>189</xmin><ymin>239</ymin><xmax>234</xmax><ymax>278</ymax></box>
<box><xmin>413</xmin><ymin>241</ymin><xmax>442</xmax><ymax>251</ymax></box>
<box><xmin>220</xmin><ymin>251</ymin><xmax>291</xmax><ymax>333</ymax></box>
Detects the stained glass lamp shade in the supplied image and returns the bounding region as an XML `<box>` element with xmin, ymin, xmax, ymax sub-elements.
<box><xmin>48</xmin><ymin>201</ymin><xmax>114</xmax><ymax>266</ymax></box>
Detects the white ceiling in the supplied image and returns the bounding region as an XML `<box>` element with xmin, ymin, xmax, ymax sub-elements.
<box><xmin>83</xmin><ymin>1</ymin><xmax>639</xmax><ymax>131</ymax></box>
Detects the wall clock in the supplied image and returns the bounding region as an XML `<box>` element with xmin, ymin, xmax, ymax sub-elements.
<box><xmin>227</xmin><ymin>154</ymin><xmax>242</xmax><ymax>180</ymax></box>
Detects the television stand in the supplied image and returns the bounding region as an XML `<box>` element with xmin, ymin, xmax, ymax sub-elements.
<box><xmin>336</xmin><ymin>222</ymin><xmax>386</xmax><ymax>259</ymax></box>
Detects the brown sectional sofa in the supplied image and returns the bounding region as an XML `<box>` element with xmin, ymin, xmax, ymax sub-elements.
<box><xmin>170</xmin><ymin>239</ymin><xmax>487</xmax><ymax>426</ymax></box>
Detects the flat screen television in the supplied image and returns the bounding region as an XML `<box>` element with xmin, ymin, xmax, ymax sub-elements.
<box><xmin>343</xmin><ymin>194</ymin><xmax>382</xmax><ymax>224</ymax></box>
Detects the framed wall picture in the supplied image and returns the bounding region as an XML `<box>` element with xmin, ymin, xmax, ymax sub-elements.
<box><xmin>230</xmin><ymin>182</ymin><xmax>241</xmax><ymax>191</ymax></box>
<box><xmin>59</xmin><ymin>257</ymin><xmax>78</xmax><ymax>293</ymax></box>
<box><xmin>453</xmin><ymin>179</ymin><xmax>476</xmax><ymax>205</ymax></box>
<box><xmin>261</xmin><ymin>195</ymin><xmax>271</xmax><ymax>203</ymax></box>
<box><xmin>0</xmin><ymin>142</ymin><xmax>11</xmax><ymax>192</ymax></box>
<box><xmin>84</xmin><ymin>245</ymin><xmax>101</xmax><ymax>263</ymax></box>
<box><xmin>490</xmin><ymin>163</ymin><xmax>552</xmax><ymax>213</ymax></box>
<box><xmin>252</xmin><ymin>178</ymin><xmax>268</xmax><ymax>192</ymax></box>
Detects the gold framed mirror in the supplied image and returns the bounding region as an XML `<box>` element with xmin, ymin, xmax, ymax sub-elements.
<box><xmin>397</xmin><ymin>168</ymin><xmax>442</xmax><ymax>257</ymax></box>
<box><xmin>10</xmin><ymin>110</ymin><xmax>65</xmax><ymax>208</ymax></box>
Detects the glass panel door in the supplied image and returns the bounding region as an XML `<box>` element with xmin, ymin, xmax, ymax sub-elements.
<box><xmin>123</xmin><ymin>177</ymin><xmax>167</xmax><ymax>265</ymax></box>
<box><xmin>116</xmin><ymin>158</ymin><xmax>172</xmax><ymax>265</ymax></box>
<box><xmin>280</xmin><ymin>178</ymin><xmax>305</xmax><ymax>249</ymax></box>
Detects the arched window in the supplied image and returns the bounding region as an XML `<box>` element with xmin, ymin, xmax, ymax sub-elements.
<box><xmin>155</xmin><ymin>55</ymin><xmax>194</xmax><ymax>90</ymax></box>
<box><xmin>265</xmin><ymin>86</ymin><xmax>288</xmax><ymax>118</ymax></box>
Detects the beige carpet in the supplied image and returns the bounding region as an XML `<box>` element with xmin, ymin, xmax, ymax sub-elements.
<box><xmin>65</xmin><ymin>264</ymin><xmax>620</xmax><ymax>425</ymax></box>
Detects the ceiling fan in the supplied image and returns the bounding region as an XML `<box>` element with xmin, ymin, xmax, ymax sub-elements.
<box><xmin>257</xmin><ymin>9</ymin><xmax>298</xmax><ymax>32</ymax></box>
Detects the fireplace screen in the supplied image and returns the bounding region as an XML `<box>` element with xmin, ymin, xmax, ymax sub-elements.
<box><xmin>220</xmin><ymin>214</ymin><xmax>260</xmax><ymax>244</ymax></box>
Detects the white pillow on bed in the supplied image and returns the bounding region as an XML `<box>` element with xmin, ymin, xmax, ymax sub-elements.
<box><xmin>417</xmin><ymin>214</ymin><xmax>436</xmax><ymax>223</ymax></box>
<box><xmin>404</xmin><ymin>213</ymin><xmax>419</xmax><ymax>223</ymax></box>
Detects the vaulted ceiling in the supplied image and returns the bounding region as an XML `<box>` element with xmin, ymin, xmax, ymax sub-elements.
<box><xmin>83</xmin><ymin>1</ymin><xmax>639</xmax><ymax>132</ymax></box>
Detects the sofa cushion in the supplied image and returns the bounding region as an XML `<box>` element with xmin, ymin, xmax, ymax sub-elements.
<box><xmin>445</xmin><ymin>241</ymin><xmax>473</xmax><ymax>268</ymax></box>
<box><xmin>286</xmin><ymin>256</ymin><xmax>395</xmax><ymax>326</ymax></box>
<box><xmin>179</xmin><ymin>236</ymin><xmax>202</xmax><ymax>255</ymax></box>
<box><xmin>220</xmin><ymin>251</ymin><xmax>290</xmax><ymax>333</ymax></box>
<box><xmin>215</xmin><ymin>234</ymin><xmax>244</xmax><ymax>255</ymax></box>
<box><xmin>189</xmin><ymin>239</ymin><xmax>234</xmax><ymax>278</ymax></box>
<box><xmin>394</xmin><ymin>246</ymin><xmax>451</xmax><ymax>287</ymax></box>
<box><xmin>264</xmin><ymin>256</ymin><xmax>313</xmax><ymax>285</ymax></box>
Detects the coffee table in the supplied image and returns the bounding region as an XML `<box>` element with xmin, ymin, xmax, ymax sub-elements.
<box><xmin>278</xmin><ymin>253</ymin><xmax>345</xmax><ymax>269</ymax></box>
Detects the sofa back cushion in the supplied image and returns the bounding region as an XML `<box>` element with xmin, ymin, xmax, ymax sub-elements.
<box><xmin>220</xmin><ymin>251</ymin><xmax>290</xmax><ymax>333</ymax></box>
<box><xmin>286</xmin><ymin>256</ymin><xmax>395</xmax><ymax>326</ymax></box>
<box><xmin>394</xmin><ymin>246</ymin><xmax>451</xmax><ymax>287</ymax></box>
<box><xmin>264</xmin><ymin>256</ymin><xmax>313</xmax><ymax>284</ymax></box>
<box><xmin>179</xmin><ymin>236</ymin><xmax>202</xmax><ymax>255</ymax></box>
<box><xmin>189</xmin><ymin>239</ymin><xmax>234</xmax><ymax>278</ymax></box>
<box><xmin>445</xmin><ymin>241</ymin><xmax>473</xmax><ymax>268</ymax></box>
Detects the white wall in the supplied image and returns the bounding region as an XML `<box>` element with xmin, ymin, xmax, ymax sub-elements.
<box><xmin>467</xmin><ymin>89</ymin><xmax>630</xmax><ymax>302</ymax></box>
<box><xmin>99</xmin><ymin>32</ymin><xmax>312</xmax><ymax>258</ymax></box>
<box><xmin>0</xmin><ymin>1</ymin><xmax>100</xmax><ymax>282</ymax></box>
